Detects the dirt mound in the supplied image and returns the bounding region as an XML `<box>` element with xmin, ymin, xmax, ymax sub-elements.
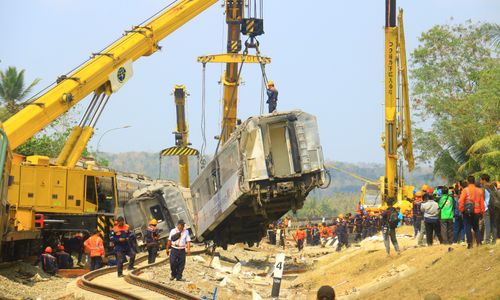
<box><xmin>291</xmin><ymin>226</ymin><xmax>500</xmax><ymax>299</ymax></box>
<box><xmin>0</xmin><ymin>261</ymin><xmax>73</xmax><ymax>300</ymax></box>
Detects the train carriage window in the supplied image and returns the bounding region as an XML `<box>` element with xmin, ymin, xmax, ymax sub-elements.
<box><xmin>149</xmin><ymin>204</ymin><xmax>165</xmax><ymax>222</ymax></box>
<box><xmin>85</xmin><ymin>176</ymin><xmax>97</xmax><ymax>205</ymax></box>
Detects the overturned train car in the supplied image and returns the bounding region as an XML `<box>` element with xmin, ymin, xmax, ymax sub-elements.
<box><xmin>122</xmin><ymin>181</ymin><xmax>195</xmax><ymax>246</ymax></box>
<box><xmin>191</xmin><ymin>110</ymin><xmax>325</xmax><ymax>248</ymax></box>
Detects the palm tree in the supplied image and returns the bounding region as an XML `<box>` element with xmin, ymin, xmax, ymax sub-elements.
<box><xmin>481</xmin><ymin>23</ymin><xmax>500</xmax><ymax>50</ymax></box>
<box><xmin>0</xmin><ymin>66</ymin><xmax>41</xmax><ymax>119</ymax></box>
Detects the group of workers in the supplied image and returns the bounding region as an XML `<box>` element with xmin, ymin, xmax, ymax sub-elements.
<box><xmin>38</xmin><ymin>216</ymin><xmax>193</xmax><ymax>281</ymax></box>
<box><xmin>410</xmin><ymin>174</ymin><xmax>498</xmax><ymax>249</ymax></box>
<box><xmin>268</xmin><ymin>212</ymin><xmax>385</xmax><ymax>253</ymax></box>
<box><xmin>269</xmin><ymin>173</ymin><xmax>498</xmax><ymax>257</ymax></box>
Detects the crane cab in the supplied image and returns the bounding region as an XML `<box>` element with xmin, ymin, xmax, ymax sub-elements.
<box><xmin>4</xmin><ymin>158</ymin><xmax>118</xmax><ymax>258</ymax></box>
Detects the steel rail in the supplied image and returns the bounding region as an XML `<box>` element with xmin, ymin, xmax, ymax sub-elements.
<box><xmin>78</xmin><ymin>249</ymin><xmax>206</xmax><ymax>300</ymax></box>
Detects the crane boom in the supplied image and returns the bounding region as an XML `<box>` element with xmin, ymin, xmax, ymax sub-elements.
<box><xmin>3</xmin><ymin>0</ymin><xmax>218</xmax><ymax>150</ymax></box>
<box><xmin>382</xmin><ymin>0</ymin><xmax>415</xmax><ymax>205</ymax></box>
<box><xmin>398</xmin><ymin>9</ymin><xmax>414</xmax><ymax>171</ymax></box>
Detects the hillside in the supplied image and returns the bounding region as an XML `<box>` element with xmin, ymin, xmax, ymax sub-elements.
<box><xmin>99</xmin><ymin>151</ymin><xmax>441</xmax><ymax>193</ymax></box>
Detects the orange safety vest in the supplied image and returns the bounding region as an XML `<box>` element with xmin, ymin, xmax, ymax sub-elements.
<box><xmin>294</xmin><ymin>230</ymin><xmax>306</xmax><ymax>241</ymax></box>
<box><xmin>84</xmin><ymin>235</ymin><xmax>104</xmax><ymax>257</ymax></box>
<box><xmin>459</xmin><ymin>185</ymin><xmax>485</xmax><ymax>215</ymax></box>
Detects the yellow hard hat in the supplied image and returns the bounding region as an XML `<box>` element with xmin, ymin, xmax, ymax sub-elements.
<box><xmin>267</xmin><ymin>80</ymin><xmax>274</xmax><ymax>87</ymax></box>
<box><xmin>415</xmin><ymin>191</ymin><xmax>423</xmax><ymax>197</ymax></box>
<box><xmin>339</xmin><ymin>214</ymin><xmax>344</xmax><ymax>219</ymax></box>
<box><xmin>149</xmin><ymin>219</ymin><xmax>158</xmax><ymax>225</ymax></box>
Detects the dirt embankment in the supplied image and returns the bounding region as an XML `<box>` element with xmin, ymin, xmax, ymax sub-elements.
<box><xmin>291</xmin><ymin>226</ymin><xmax>500</xmax><ymax>299</ymax></box>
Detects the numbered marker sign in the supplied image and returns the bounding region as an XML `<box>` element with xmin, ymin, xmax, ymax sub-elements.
<box><xmin>271</xmin><ymin>253</ymin><xmax>286</xmax><ymax>298</ymax></box>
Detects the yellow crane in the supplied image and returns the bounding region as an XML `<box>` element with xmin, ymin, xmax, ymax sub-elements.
<box><xmin>0</xmin><ymin>0</ymin><xmax>219</xmax><ymax>258</ymax></box>
<box><xmin>160</xmin><ymin>85</ymin><xmax>199</xmax><ymax>188</ymax></box>
<box><xmin>198</xmin><ymin>0</ymin><xmax>270</xmax><ymax>145</ymax></box>
<box><xmin>381</xmin><ymin>0</ymin><xmax>415</xmax><ymax>207</ymax></box>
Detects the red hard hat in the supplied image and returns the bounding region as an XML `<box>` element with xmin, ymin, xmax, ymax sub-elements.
<box><xmin>58</xmin><ymin>245</ymin><xmax>64</xmax><ymax>251</ymax></box>
<box><xmin>428</xmin><ymin>187</ymin><xmax>434</xmax><ymax>194</ymax></box>
<box><xmin>45</xmin><ymin>246</ymin><xmax>52</xmax><ymax>253</ymax></box>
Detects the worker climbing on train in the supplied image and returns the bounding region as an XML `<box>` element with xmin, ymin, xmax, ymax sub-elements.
<box><xmin>166</xmin><ymin>219</ymin><xmax>191</xmax><ymax>281</ymax></box>
<box><xmin>84</xmin><ymin>230</ymin><xmax>105</xmax><ymax>271</ymax></box>
<box><xmin>54</xmin><ymin>245</ymin><xmax>73</xmax><ymax>269</ymax></box>
<box><xmin>294</xmin><ymin>226</ymin><xmax>306</xmax><ymax>251</ymax></box>
<box><xmin>40</xmin><ymin>246</ymin><xmax>58</xmax><ymax>275</ymax></box>
<box><xmin>145</xmin><ymin>219</ymin><xmax>160</xmax><ymax>264</ymax></box>
<box><xmin>113</xmin><ymin>216</ymin><xmax>136</xmax><ymax>277</ymax></box>
<box><xmin>266</xmin><ymin>80</ymin><xmax>278</xmax><ymax>113</ymax></box>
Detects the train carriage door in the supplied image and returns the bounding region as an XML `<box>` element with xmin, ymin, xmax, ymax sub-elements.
<box><xmin>268</xmin><ymin>123</ymin><xmax>294</xmax><ymax>177</ymax></box>
<box><xmin>84</xmin><ymin>175</ymin><xmax>97</xmax><ymax>213</ymax></box>
<box><xmin>243</xmin><ymin>128</ymin><xmax>268</xmax><ymax>180</ymax></box>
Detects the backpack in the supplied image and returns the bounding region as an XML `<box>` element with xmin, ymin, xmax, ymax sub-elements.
<box><xmin>464</xmin><ymin>189</ymin><xmax>475</xmax><ymax>216</ymax></box>
<box><xmin>388</xmin><ymin>208</ymin><xmax>399</xmax><ymax>228</ymax></box>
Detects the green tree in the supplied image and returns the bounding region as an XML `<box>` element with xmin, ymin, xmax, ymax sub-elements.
<box><xmin>410</xmin><ymin>21</ymin><xmax>500</xmax><ymax>181</ymax></box>
<box><xmin>0</xmin><ymin>66</ymin><xmax>41</xmax><ymax>120</ymax></box>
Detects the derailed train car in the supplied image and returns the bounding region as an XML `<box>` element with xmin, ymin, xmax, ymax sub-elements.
<box><xmin>190</xmin><ymin>110</ymin><xmax>325</xmax><ymax>248</ymax></box>
<box><xmin>122</xmin><ymin>181</ymin><xmax>195</xmax><ymax>246</ymax></box>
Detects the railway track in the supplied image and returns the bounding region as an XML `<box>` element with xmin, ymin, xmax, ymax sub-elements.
<box><xmin>78</xmin><ymin>249</ymin><xmax>206</xmax><ymax>300</ymax></box>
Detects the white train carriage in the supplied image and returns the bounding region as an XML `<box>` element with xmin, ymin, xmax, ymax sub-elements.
<box><xmin>190</xmin><ymin>110</ymin><xmax>325</xmax><ymax>248</ymax></box>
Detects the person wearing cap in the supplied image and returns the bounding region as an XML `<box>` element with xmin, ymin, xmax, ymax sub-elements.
<box><xmin>145</xmin><ymin>219</ymin><xmax>160</xmax><ymax>264</ymax></box>
<box><xmin>166</xmin><ymin>219</ymin><xmax>191</xmax><ymax>281</ymax></box>
<box><xmin>266</xmin><ymin>80</ymin><xmax>278</xmax><ymax>113</ymax></box>
<box><xmin>112</xmin><ymin>216</ymin><xmax>136</xmax><ymax>277</ymax></box>
<box><xmin>84</xmin><ymin>230</ymin><xmax>105</xmax><ymax>271</ymax></box>
<box><xmin>40</xmin><ymin>246</ymin><xmax>58</xmax><ymax>275</ymax></box>
<box><xmin>317</xmin><ymin>285</ymin><xmax>335</xmax><ymax>300</ymax></box>
<box><xmin>54</xmin><ymin>245</ymin><xmax>73</xmax><ymax>269</ymax></box>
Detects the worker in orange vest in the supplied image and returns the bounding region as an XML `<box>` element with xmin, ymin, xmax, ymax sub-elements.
<box><xmin>459</xmin><ymin>175</ymin><xmax>485</xmax><ymax>249</ymax></box>
<box><xmin>294</xmin><ymin>227</ymin><xmax>306</xmax><ymax>251</ymax></box>
<box><xmin>84</xmin><ymin>230</ymin><xmax>105</xmax><ymax>271</ymax></box>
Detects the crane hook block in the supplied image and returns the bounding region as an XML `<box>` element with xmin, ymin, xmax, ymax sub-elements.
<box><xmin>241</xmin><ymin>18</ymin><xmax>264</xmax><ymax>37</ymax></box>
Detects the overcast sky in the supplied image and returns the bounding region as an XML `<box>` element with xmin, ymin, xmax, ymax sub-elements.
<box><xmin>1</xmin><ymin>0</ymin><xmax>499</xmax><ymax>163</ymax></box>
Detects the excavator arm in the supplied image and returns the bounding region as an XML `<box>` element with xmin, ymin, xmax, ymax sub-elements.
<box><xmin>3</xmin><ymin>0</ymin><xmax>218</xmax><ymax>151</ymax></box>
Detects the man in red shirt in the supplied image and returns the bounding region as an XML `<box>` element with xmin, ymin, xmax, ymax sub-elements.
<box><xmin>294</xmin><ymin>227</ymin><xmax>306</xmax><ymax>251</ymax></box>
<box><xmin>459</xmin><ymin>175</ymin><xmax>485</xmax><ymax>249</ymax></box>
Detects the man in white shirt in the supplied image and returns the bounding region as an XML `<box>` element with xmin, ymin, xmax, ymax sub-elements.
<box><xmin>166</xmin><ymin>219</ymin><xmax>191</xmax><ymax>281</ymax></box>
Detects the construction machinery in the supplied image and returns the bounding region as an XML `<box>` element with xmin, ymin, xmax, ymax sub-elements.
<box><xmin>0</xmin><ymin>0</ymin><xmax>220</xmax><ymax>259</ymax></box>
<box><xmin>327</xmin><ymin>1</ymin><xmax>415</xmax><ymax>213</ymax></box>
<box><xmin>380</xmin><ymin>0</ymin><xmax>415</xmax><ymax>208</ymax></box>
<box><xmin>160</xmin><ymin>85</ymin><xmax>199</xmax><ymax>188</ymax></box>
